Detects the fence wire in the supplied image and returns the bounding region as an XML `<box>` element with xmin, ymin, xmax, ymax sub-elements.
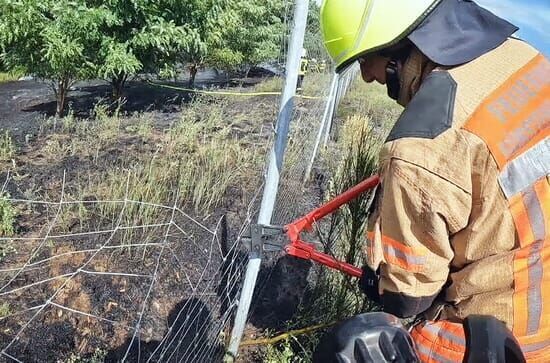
<box><xmin>0</xmin><ymin>165</ymin><xmax>268</xmax><ymax>362</ymax></box>
<box><xmin>0</xmin><ymin>1</ymin><xmax>366</xmax><ymax>359</ymax></box>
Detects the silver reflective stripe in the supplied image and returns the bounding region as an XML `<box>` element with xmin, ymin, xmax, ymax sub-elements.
<box><xmin>416</xmin><ymin>343</ymin><xmax>457</xmax><ymax>363</ymax></box>
<box><xmin>499</xmin><ymin>137</ymin><xmax>550</xmax><ymax>199</ymax></box>
<box><xmin>383</xmin><ymin>244</ymin><xmax>426</xmax><ymax>267</ymax></box>
<box><xmin>522</xmin><ymin>338</ymin><xmax>550</xmax><ymax>353</ymax></box>
<box><xmin>522</xmin><ymin>186</ymin><xmax>546</xmax><ymax>334</ymax></box>
<box><xmin>524</xmin><ymin>186</ymin><xmax>546</xmax><ymax>242</ymax></box>
<box><xmin>423</xmin><ymin>323</ymin><xmax>466</xmax><ymax>346</ymax></box>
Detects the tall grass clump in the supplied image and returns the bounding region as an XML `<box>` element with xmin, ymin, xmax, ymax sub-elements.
<box><xmin>0</xmin><ymin>70</ymin><xmax>23</xmax><ymax>83</ymax></box>
<box><xmin>75</xmin><ymin>96</ymin><xmax>263</xmax><ymax>239</ymax></box>
<box><xmin>254</xmin><ymin>77</ymin><xmax>283</xmax><ymax>93</ymax></box>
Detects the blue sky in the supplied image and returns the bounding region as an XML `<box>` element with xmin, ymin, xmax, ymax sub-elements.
<box><xmin>476</xmin><ymin>0</ymin><xmax>550</xmax><ymax>56</ymax></box>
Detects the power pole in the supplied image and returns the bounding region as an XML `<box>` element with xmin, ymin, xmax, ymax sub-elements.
<box><xmin>225</xmin><ymin>0</ymin><xmax>310</xmax><ymax>359</ymax></box>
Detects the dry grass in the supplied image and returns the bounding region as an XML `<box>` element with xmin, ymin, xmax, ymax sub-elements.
<box><xmin>30</xmin><ymin>95</ymin><xmax>266</xmax><ymax>244</ymax></box>
<box><xmin>254</xmin><ymin>77</ymin><xmax>283</xmax><ymax>93</ymax></box>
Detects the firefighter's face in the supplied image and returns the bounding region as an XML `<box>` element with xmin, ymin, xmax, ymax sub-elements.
<box><xmin>359</xmin><ymin>54</ymin><xmax>390</xmax><ymax>84</ymax></box>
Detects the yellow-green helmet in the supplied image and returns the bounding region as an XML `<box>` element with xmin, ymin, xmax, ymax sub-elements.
<box><xmin>321</xmin><ymin>0</ymin><xmax>442</xmax><ymax>72</ymax></box>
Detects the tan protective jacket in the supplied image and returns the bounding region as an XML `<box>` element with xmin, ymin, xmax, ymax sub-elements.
<box><xmin>365</xmin><ymin>39</ymin><xmax>550</xmax><ymax>361</ymax></box>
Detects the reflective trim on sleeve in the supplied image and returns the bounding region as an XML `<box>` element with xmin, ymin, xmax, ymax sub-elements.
<box><xmin>411</xmin><ymin>321</ymin><xmax>466</xmax><ymax>363</ymax></box>
<box><xmin>512</xmin><ymin>178</ymin><xmax>549</xmax><ymax>340</ymax></box>
<box><xmin>499</xmin><ymin>137</ymin><xmax>550</xmax><ymax>198</ymax></box>
<box><xmin>381</xmin><ymin>235</ymin><xmax>427</xmax><ymax>273</ymax></box>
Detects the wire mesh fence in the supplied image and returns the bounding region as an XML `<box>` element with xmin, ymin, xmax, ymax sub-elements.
<box><xmin>0</xmin><ymin>1</ymin><xmax>375</xmax><ymax>360</ymax></box>
<box><xmin>0</xmin><ymin>166</ymin><xmax>259</xmax><ymax>362</ymax></box>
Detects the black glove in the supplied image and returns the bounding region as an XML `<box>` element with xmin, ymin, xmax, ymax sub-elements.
<box><xmin>359</xmin><ymin>265</ymin><xmax>381</xmax><ymax>304</ymax></box>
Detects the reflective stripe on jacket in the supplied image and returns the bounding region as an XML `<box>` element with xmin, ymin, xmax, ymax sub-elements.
<box><xmin>365</xmin><ymin>38</ymin><xmax>550</xmax><ymax>362</ymax></box>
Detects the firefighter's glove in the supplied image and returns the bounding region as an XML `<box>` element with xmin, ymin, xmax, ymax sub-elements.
<box><xmin>359</xmin><ymin>265</ymin><xmax>381</xmax><ymax>304</ymax></box>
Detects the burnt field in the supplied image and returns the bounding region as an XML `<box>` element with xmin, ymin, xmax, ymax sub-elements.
<box><xmin>0</xmin><ymin>74</ymin><xmax>400</xmax><ymax>362</ymax></box>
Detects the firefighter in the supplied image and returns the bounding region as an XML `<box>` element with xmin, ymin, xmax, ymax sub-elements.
<box><xmin>318</xmin><ymin>0</ymin><xmax>549</xmax><ymax>362</ymax></box>
<box><xmin>297</xmin><ymin>48</ymin><xmax>308</xmax><ymax>92</ymax></box>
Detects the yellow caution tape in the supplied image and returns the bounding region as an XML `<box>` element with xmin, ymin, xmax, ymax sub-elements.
<box><xmin>239</xmin><ymin>321</ymin><xmax>335</xmax><ymax>347</ymax></box>
<box><xmin>147</xmin><ymin>81</ymin><xmax>323</xmax><ymax>100</ymax></box>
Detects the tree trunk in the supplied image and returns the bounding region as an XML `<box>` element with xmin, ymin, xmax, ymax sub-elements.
<box><xmin>111</xmin><ymin>73</ymin><xmax>127</xmax><ymax>101</ymax></box>
<box><xmin>188</xmin><ymin>64</ymin><xmax>198</xmax><ymax>88</ymax></box>
<box><xmin>55</xmin><ymin>78</ymin><xmax>69</xmax><ymax>118</ymax></box>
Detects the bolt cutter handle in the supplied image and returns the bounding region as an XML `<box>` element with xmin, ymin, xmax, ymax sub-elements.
<box><xmin>284</xmin><ymin>174</ymin><xmax>380</xmax><ymax>278</ymax></box>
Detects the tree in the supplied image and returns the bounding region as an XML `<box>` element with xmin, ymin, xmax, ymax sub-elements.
<box><xmin>159</xmin><ymin>0</ymin><xmax>237</xmax><ymax>87</ymax></box>
<box><xmin>89</xmin><ymin>0</ymin><xmax>195</xmax><ymax>99</ymax></box>
<box><xmin>0</xmin><ymin>0</ymin><xmax>113</xmax><ymax>116</ymax></box>
<box><xmin>212</xmin><ymin>0</ymin><xmax>285</xmax><ymax>77</ymax></box>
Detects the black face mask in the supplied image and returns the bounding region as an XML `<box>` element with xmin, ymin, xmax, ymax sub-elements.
<box><xmin>385</xmin><ymin>60</ymin><xmax>400</xmax><ymax>101</ymax></box>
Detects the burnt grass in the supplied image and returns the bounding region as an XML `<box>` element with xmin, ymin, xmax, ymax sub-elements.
<box><xmin>0</xmin><ymin>76</ymin><xmax>326</xmax><ymax>362</ymax></box>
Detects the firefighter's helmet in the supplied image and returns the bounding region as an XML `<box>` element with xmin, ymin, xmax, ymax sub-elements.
<box><xmin>320</xmin><ymin>0</ymin><xmax>441</xmax><ymax>72</ymax></box>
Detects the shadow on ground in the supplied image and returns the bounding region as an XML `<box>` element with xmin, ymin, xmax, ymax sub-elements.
<box><xmin>106</xmin><ymin>298</ymin><xmax>222</xmax><ymax>363</ymax></box>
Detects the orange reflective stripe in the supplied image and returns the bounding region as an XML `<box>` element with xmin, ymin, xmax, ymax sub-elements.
<box><xmin>519</xmin><ymin>328</ymin><xmax>550</xmax><ymax>362</ymax></box>
<box><xmin>510</xmin><ymin>193</ymin><xmax>537</xmax><ymax>248</ymax></box>
<box><xmin>411</xmin><ymin>321</ymin><xmax>465</xmax><ymax>363</ymax></box>
<box><xmin>512</xmin><ymin>177</ymin><xmax>550</xmax><ymax>345</ymax></box>
<box><xmin>463</xmin><ymin>54</ymin><xmax>550</xmax><ymax>168</ymax></box>
<box><xmin>381</xmin><ymin>234</ymin><xmax>427</xmax><ymax>273</ymax></box>
<box><xmin>463</xmin><ymin>52</ymin><xmax>550</xmax><ymax>349</ymax></box>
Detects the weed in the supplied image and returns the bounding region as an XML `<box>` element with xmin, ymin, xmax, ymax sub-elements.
<box><xmin>65</xmin><ymin>348</ymin><xmax>107</xmax><ymax>363</ymax></box>
<box><xmin>0</xmin><ymin>302</ymin><xmax>10</xmax><ymax>318</ymax></box>
<box><xmin>61</xmin><ymin>109</ymin><xmax>76</xmax><ymax>131</ymax></box>
<box><xmin>265</xmin><ymin>339</ymin><xmax>302</xmax><ymax>363</ymax></box>
<box><xmin>0</xmin><ymin>130</ymin><xmax>16</xmax><ymax>161</ymax></box>
<box><xmin>0</xmin><ymin>192</ymin><xmax>15</xmax><ymax>237</ymax></box>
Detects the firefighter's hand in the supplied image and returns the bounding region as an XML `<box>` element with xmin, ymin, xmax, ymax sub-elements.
<box><xmin>359</xmin><ymin>266</ymin><xmax>381</xmax><ymax>304</ymax></box>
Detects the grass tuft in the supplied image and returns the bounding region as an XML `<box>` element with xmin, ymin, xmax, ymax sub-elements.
<box><xmin>0</xmin><ymin>130</ymin><xmax>16</xmax><ymax>161</ymax></box>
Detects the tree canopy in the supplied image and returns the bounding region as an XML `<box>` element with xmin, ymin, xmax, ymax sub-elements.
<box><xmin>0</xmin><ymin>0</ymin><xmax>324</xmax><ymax>114</ymax></box>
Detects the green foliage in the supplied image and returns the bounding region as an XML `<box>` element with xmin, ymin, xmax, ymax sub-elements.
<box><xmin>265</xmin><ymin>338</ymin><xmax>304</xmax><ymax>363</ymax></box>
<box><xmin>89</xmin><ymin>0</ymin><xmax>194</xmax><ymax>97</ymax></box>
<box><xmin>213</xmin><ymin>0</ymin><xmax>284</xmax><ymax>73</ymax></box>
<box><xmin>0</xmin><ymin>0</ymin><xmax>114</xmax><ymax>115</ymax></box>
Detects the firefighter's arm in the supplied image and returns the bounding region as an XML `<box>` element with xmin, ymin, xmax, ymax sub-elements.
<box><xmin>364</xmin><ymin>155</ymin><xmax>471</xmax><ymax>318</ymax></box>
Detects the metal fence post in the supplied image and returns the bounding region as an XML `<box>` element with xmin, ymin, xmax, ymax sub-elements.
<box><xmin>225</xmin><ymin>0</ymin><xmax>310</xmax><ymax>359</ymax></box>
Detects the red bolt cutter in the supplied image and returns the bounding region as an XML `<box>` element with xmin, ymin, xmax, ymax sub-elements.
<box><xmin>241</xmin><ymin>175</ymin><xmax>380</xmax><ymax>278</ymax></box>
